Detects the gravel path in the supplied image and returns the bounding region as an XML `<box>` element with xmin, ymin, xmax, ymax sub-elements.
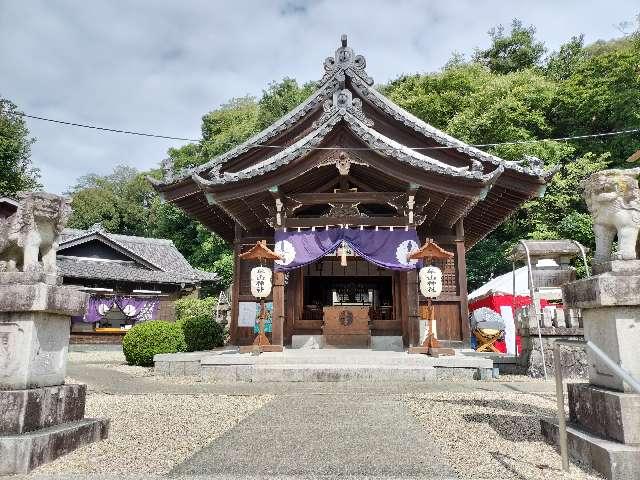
<box><xmin>406</xmin><ymin>392</ymin><xmax>603</xmax><ymax>480</ymax></box>
<box><xmin>33</xmin><ymin>393</ymin><xmax>272</xmax><ymax>475</ymax></box>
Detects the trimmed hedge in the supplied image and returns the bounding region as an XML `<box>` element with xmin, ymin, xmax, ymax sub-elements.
<box><xmin>175</xmin><ymin>297</ymin><xmax>216</xmax><ymax>322</ymax></box>
<box><xmin>181</xmin><ymin>313</ymin><xmax>225</xmax><ymax>352</ymax></box>
<box><xmin>122</xmin><ymin>320</ymin><xmax>186</xmax><ymax>366</ymax></box>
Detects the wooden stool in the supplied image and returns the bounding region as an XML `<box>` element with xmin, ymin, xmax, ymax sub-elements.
<box><xmin>474</xmin><ymin>328</ymin><xmax>502</xmax><ymax>353</ymax></box>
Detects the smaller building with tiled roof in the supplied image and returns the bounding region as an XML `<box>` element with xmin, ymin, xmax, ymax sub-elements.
<box><xmin>58</xmin><ymin>223</ymin><xmax>219</xmax><ymax>341</ymax></box>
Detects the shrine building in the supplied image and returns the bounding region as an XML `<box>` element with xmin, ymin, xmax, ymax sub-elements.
<box><xmin>150</xmin><ymin>36</ymin><xmax>556</xmax><ymax>349</ymax></box>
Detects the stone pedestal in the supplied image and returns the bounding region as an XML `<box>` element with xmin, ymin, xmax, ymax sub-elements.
<box><xmin>0</xmin><ymin>279</ymin><xmax>110</xmax><ymax>474</ymax></box>
<box><xmin>540</xmin><ymin>261</ymin><xmax>640</xmax><ymax>480</ymax></box>
<box><xmin>561</xmin><ymin>260</ymin><xmax>640</xmax><ymax>392</ymax></box>
<box><xmin>0</xmin><ymin>282</ymin><xmax>86</xmax><ymax>390</ymax></box>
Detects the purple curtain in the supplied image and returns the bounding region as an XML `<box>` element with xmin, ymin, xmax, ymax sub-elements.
<box><xmin>72</xmin><ymin>296</ymin><xmax>159</xmax><ymax>323</ymax></box>
<box><xmin>274</xmin><ymin>227</ymin><xmax>422</xmax><ymax>272</ymax></box>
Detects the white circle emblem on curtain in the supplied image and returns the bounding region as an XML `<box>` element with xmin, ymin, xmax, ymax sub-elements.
<box><xmin>396</xmin><ymin>239</ymin><xmax>420</xmax><ymax>266</ymax></box>
<box><xmin>274</xmin><ymin>240</ymin><xmax>296</xmax><ymax>266</ymax></box>
<box><xmin>122</xmin><ymin>304</ymin><xmax>138</xmax><ymax>317</ymax></box>
<box><xmin>97</xmin><ymin>303</ymin><xmax>111</xmax><ymax>316</ymax></box>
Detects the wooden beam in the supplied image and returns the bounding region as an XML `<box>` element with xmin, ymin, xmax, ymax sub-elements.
<box><xmin>272</xmin><ymin>271</ymin><xmax>285</xmax><ymax>347</ymax></box>
<box><xmin>455</xmin><ymin>219</ymin><xmax>470</xmax><ymax>343</ymax></box>
<box><xmin>229</xmin><ymin>223</ymin><xmax>243</xmax><ymax>345</ymax></box>
<box><xmin>284</xmin><ymin>216</ymin><xmax>410</xmax><ymax>228</ymax></box>
<box><xmin>288</xmin><ymin>192</ymin><xmax>405</xmax><ymax>205</ymax></box>
<box><xmin>407</xmin><ymin>269</ymin><xmax>420</xmax><ymax>347</ymax></box>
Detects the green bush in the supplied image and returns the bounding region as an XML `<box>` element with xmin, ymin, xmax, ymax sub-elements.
<box><xmin>122</xmin><ymin>320</ymin><xmax>186</xmax><ymax>366</ymax></box>
<box><xmin>181</xmin><ymin>313</ymin><xmax>225</xmax><ymax>352</ymax></box>
<box><xmin>175</xmin><ymin>296</ymin><xmax>216</xmax><ymax>321</ymax></box>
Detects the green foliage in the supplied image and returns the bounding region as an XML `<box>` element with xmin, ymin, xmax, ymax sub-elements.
<box><xmin>545</xmin><ymin>35</ymin><xmax>587</xmax><ymax>81</ymax></box>
<box><xmin>122</xmin><ymin>320</ymin><xmax>186</xmax><ymax>366</ymax></box>
<box><xmin>466</xmin><ymin>236</ymin><xmax>512</xmax><ymax>291</ymax></box>
<box><xmin>175</xmin><ymin>296</ymin><xmax>216</xmax><ymax>321</ymax></box>
<box><xmin>549</xmin><ymin>38</ymin><xmax>640</xmax><ymax>164</ymax></box>
<box><xmin>201</xmin><ymin>97</ymin><xmax>260</xmax><ymax>160</ymax></box>
<box><xmin>473</xmin><ymin>19</ymin><xmax>546</xmax><ymax>74</ymax></box>
<box><xmin>67</xmin><ymin>165</ymin><xmax>156</xmax><ymax>236</ymax></box>
<box><xmin>181</xmin><ymin>313</ymin><xmax>225</xmax><ymax>352</ymax></box>
<box><xmin>175</xmin><ymin>297</ymin><xmax>224</xmax><ymax>351</ymax></box>
<box><xmin>257</xmin><ymin>78</ymin><xmax>316</xmax><ymax>129</ymax></box>
<box><xmin>0</xmin><ymin>98</ymin><xmax>41</xmax><ymax>196</ymax></box>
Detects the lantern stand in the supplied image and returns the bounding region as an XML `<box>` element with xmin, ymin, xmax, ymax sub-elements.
<box><xmin>238</xmin><ymin>241</ymin><xmax>284</xmax><ymax>354</ymax></box>
<box><xmin>407</xmin><ymin>239</ymin><xmax>455</xmax><ymax>357</ymax></box>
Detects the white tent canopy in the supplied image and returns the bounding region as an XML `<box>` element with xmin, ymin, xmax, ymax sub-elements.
<box><xmin>469</xmin><ymin>266</ymin><xmax>530</xmax><ymax>301</ymax></box>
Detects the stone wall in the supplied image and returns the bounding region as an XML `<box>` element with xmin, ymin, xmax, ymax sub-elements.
<box><xmin>516</xmin><ymin>304</ymin><xmax>588</xmax><ymax>378</ymax></box>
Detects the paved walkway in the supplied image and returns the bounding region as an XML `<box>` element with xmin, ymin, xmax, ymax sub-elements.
<box><xmin>169</xmin><ymin>393</ymin><xmax>458</xmax><ymax>478</ymax></box>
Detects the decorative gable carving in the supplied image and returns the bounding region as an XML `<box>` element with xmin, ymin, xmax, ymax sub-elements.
<box><xmin>320</xmin><ymin>34</ymin><xmax>374</xmax><ymax>87</ymax></box>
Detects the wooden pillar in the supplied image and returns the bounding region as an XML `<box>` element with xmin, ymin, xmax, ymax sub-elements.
<box><xmin>455</xmin><ymin>219</ymin><xmax>471</xmax><ymax>343</ymax></box>
<box><xmin>272</xmin><ymin>271</ymin><xmax>285</xmax><ymax>347</ymax></box>
<box><xmin>407</xmin><ymin>269</ymin><xmax>420</xmax><ymax>347</ymax></box>
<box><xmin>229</xmin><ymin>223</ymin><xmax>243</xmax><ymax>345</ymax></box>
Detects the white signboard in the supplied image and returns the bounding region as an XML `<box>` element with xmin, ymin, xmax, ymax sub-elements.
<box><xmin>238</xmin><ymin>301</ymin><xmax>258</xmax><ymax>327</ymax></box>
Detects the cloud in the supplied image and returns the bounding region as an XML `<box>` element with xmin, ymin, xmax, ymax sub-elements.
<box><xmin>0</xmin><ymin>0</ymin><xmax>635</xmax><ymax>193</ymax></box>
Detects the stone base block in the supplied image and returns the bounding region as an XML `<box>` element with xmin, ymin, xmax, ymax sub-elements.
<box><xmin>0</xmin><ymin>282</ymin><xmax>87</xmax><ymax>390</ymax></box>
<box><xmin>0</xmin><ymin>312</ymin><xmax>70</xmax><ymax>390</ymax></box>
<box><xmin>370</xmin><ymin>336</ymin><xmax>403</xmax><ymax>351</ymax></box>
<box><xmin>568</xmin><ymin>383</ymin><xmax>640</xmax><ymax>445</ymax></box>
<box><xmin>0</xmin><ymin>384</ymin><xmax>86</xmax><ymax>435</ymax></box>
<box><xmin>541</xmin><ymin>418</ymin><xmax>640</xmax><ymax>480</ymax></box>
<box><xmin>0</xmin><ymin>417</ymin><xmax>109</xmax><ymax>474</ymax></box>
<box><xmin>582</xmin><ymin>306</ymin><xmax>640</xmax><ymax>392</ymax></box>
<box><xmin>291</xmin><ymin>335</ymin><xmax>324</xmax><ymax>349</ymax></box>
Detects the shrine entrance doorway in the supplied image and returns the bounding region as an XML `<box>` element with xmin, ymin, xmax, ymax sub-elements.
<box><xmin>285</xmin><ymin>251</ymin><xmax>410</xmax><ymax>348</ymax></box>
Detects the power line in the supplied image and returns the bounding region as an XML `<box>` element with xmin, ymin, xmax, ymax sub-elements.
<box><xmin>16</xmin><ymin>111</ymin><xmax>640</xmax><ymax>151</ymax></box>
<box><xmin>18</xmin><ymin>113</ymin><xmax>201</xmax><ymax>142</ymax></box>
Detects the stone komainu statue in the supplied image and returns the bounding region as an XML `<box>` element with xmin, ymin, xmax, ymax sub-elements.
<box><xmin>0</xmin><ymin>192</ymin><xmax>71</xmax><ymax>274</ymax></box>
<box><xmin>582</xmin><ymin>167</ymin><xmax>640</xmax><ymax>261</ymax></box>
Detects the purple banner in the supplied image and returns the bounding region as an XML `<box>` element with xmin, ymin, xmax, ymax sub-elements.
<box><xmin>274</xmin><ymin>228</ymin><xmax>422</xmax><ymax>271</ymax></box>
<box><xmin>72</xmin><ymin>295</ymin><xmax>160</xmax><ymax>323</ymax></box>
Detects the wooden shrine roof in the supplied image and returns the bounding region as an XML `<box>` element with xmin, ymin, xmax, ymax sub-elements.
<box><xmin>150</xmin><ymin>35</ymin><xmax>558</xmax><ymax>246</ymax></box>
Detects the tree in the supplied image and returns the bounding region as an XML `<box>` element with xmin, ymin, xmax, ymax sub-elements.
<box><xmin>0</xmin><ymin>98</ymin><xmax>41</xmax><ymax>196</ymax></box>
<box><xmin>256</xmin><ymin>78</ymin><xmax>316</xmax><ymax>129</ymax></box>
<box><xmin>67</xmin><ymin>165</ymin><xmax>155</xmax><ymax>236</ymax></box>
<box><xmin>549</xmin><ymin>37</ymin><xmax>640</xmax><ymax>164</ymax></box>
<box><xmin>473</xmin><ymin>19</ymin><xmax>546</xmax><ymax>74</ymax></box>
<box><xmin>545</xmin><ymin>35</ymin><xmax>586</xmax><ymax>81</ymax></box>
<box><xmin>200</xmin><ymin>96</ymin><xmax>260</xmax><ymax>160</ymax></box>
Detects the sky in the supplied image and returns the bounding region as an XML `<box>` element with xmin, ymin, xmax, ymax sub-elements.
<box><xmin>1</xmin><ymin>0</ymin><xmax>637</xmax><ymax>193</ymax></box>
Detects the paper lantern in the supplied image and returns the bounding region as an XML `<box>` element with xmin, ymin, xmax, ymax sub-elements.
<box><xmin>419</xmin><ymin>266</ymin><xmax>443</xmax><ymax>298</ymax></box>
<box><xmin>251</xmin><ymin>266</ymin><xmax>273</xmax><ymax>298</ymax></box>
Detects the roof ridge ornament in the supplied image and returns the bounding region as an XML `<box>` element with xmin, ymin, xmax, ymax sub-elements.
<box><xmin>88</xmin><ymin>222</ymin><xmax>106</xmax><ymax>234</ymax></box>
<box><xmin>320</xmin><ymin>34</ymin><xmax>374</xmax><ymax>87</ymax></box>
<box><xmin>313</xmin><ymin>88</ymin><xmax>374</xmax><ymax>128</ymax></box>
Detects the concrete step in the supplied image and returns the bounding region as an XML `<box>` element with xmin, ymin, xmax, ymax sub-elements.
<box><xmin>0</xmin><ymin>418</ymin><xmax>110</xmax><ymax>474</ymax></box>
<box><xmin>202</xmin><ymin>350</ymin><xmax>492</xmax><ymax>369</ymax></box>
<box><xmin>201</xmin><ymin>363</ymin><xmax>489</xmax><ymax>383</ymax></box>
